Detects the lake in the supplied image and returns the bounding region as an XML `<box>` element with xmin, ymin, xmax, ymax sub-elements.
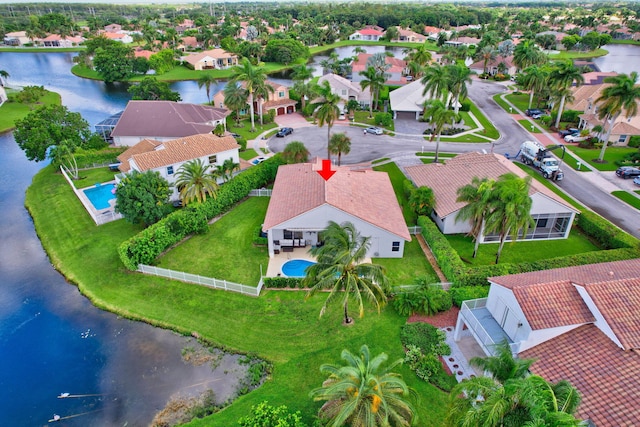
<box><xmin>591</xmin><ymin>43</ymin><xmax>640</xmax><ymax>74</ymax></box>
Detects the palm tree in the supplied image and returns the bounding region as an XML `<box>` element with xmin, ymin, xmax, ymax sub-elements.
<box><xmin>223</xmin><ymin>82</ymin><xmax>249</xmax><ymax>127</ymax></box>
<box><xmin>477</xmin><ymin>46</ymin><xmax>498</xmax><ymax>75</ymax></box>
<box><xmin>484</xmin><ymin>173</ymin><xmax>535</xmax><ymax>264</ymax></box>
<box><xmin>175</xmin><ymin>159</ymin><xmax>219</xmax><ymax>205</ymax></box>
<box><xmin>359</xmin><ymin>66</ymin><xmax>384</xmax><ymax>117</ymax></box>
<box><xmin>281</xmin><ymin>141</ymin><xmax>309</xmax><ymax>164</ymax></box>
<box><xmin>445</xmin><ymin>64</ymin><xmax>472</xmax><ymax>115</ymax></box>
<box><xmin>291</xmin><ymin>63</ymin><xmax>315</xmax><ymax>83</ymax></box>
<box><xmin>421</xmin><ymin>64</ymin><xmax>449</xmax><ymax>102</ymax></box>
<box><xmin>293</xmin><ymin>80</ymin><xmax>317</xmax><ymax>112</ymax></box>
<box><xmin>215</xmin><ymin>158</ymin><xmax>240</xmax><ymax>182</ymax></box>
<box><xmin>404</xmin><ymin>43</ymin><xmax>432</xmax><ymax>68</ymax></box>
<box><xmin>229</xmin><ymin>58</ymin><xmax>268</xmax><ymax>132</ymax></box>
<box><xmin>513</xmin><ymin>39</ymin><xmax>546</xmax><ymax>71</ymax></box>
<box><xmin>197</xmin><ymin>73</ymin><xmax>218</xmax><ymax>105</ymax></box>
<box><xmin>0</xmin><ymin>69</ymin><xmax>9</xmax><ymax>86</ymax></box>
<box><xmin>254</xmin><ymin>80</ymin><xmax>274</xmax><ymax>126</ymax></box>
<box><xmin>310</xmin><ymin>345</ymin><xmax>417</xmax><ymax>427</ymax></box>
<box><xmin>423</xmin><ymin>99</ymin><xmax>456</xmax><ymax>164</ymax></box>
<box><xmin>303</xmin><ymin>221</ymin><xmax>389</xmax><ymax>324</ymax></box>
<box><xmin>328</xmin><ymin>132</ymin><xmax>351</xmax><ymax>166</ymax></box>
<box><xmin>469</xmin><ymin>340</ymin><xmax>534</xmax><ymax>384</ymax></box>
<box><xmin>455</xmin><ymin>177</ymin><xmax>496</xmax><ymax>259</ymax></box>
<box><xmin>549</xmin><ymin>60</ymin><xmax>584</xmax><ymax>128</ymax></box>
<box><xmin>520</xmin><ymin>64</ymin><xmax>550</xmax><ymax>109</ymax></box>
<box><xmin>311</xmin><ymin>80</ymin><xmax>341</xmax><ymax>158</ymax></box>
<box><xmin>594</xmin><ymin>72</ymin><xmax>640</xmax><ymax>162</ymax></box>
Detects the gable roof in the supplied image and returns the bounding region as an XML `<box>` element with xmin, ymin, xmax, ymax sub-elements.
<box><xmin>182</xmin><ymin>48</ymin><xmax>237</xmax><ymax>66</ymax></box>
<box><xmin>356</xmin><ymin>28</ymin><xmax>384</xmax><ymax>36</ymax></box>
<box><xmin>111</xmin><ymin>101</ymin><xmax>230</xmax><ymax>139</ymax></box>
<box><xmin>389</xmin><ymin>80</ymin><xmax>431</xmax><ymax>112</ymax></box>
<box><xmin>351</xmin><ymin>53</ymin><xmax>406</xmax><ymax>74</ymax></box>
<box><xmin>318</xmin><ymin>73</ymin><xmax>368</xmax><ymax>98</ymax></box>
<box><xmin>125</xmin><ymin>134</ymin><xmax>239</xmax><ymax>172</ymax></box>
<box><xmin>405</xmin><ymin>152</ymin><xmax>578</xmax><ymax>218</ymax></box>
<box><xmin>263</xmin><ymin>160</ymin><xmax>410</xmax><ymax>240</ymax></box>
<box><xmin>117</xmin><ymin>139</ymin><xmax>162</xmax><ymax>172</ymax></box>
<box><xmin>521</xmin><ymin>324</ymin><xmax>640</xmax><ymax>426</ymax></box>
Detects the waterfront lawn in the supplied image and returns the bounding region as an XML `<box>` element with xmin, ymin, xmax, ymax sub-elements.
<box><xmin>0</xmin><ymin>90</ymin><xmax>61</xmax><ymax>132</ymax></box>
<box><xmin>374</xmin><ymin>238</ymin><xmax>437</xmax><ymax>286</ymax></box>
<box><xmin>549</xmin><ymin>48</ymin><xmax>608</xmax><ymax>60</ymax></box>
<box><xmin>373</xmin><ymin>162</ymin><xmax>416</xmax><ymax>225</ymax></box>
<box><xmin>566</xmin><ymin>146</ymin><xmax>637</xmax><ymax>171</ymax></box>
<box><xmin>446</xmin><ymin>229</ymin><xmax>600</xmax><ymax>266</ymax></box>
<box><xmin>72</xmin><ymin>167</ymin><xmax>118</xmax><ymax>188</ymax></box>
<box><xmin>25</xmin><ymin>166</ymin><xmax>449</xmax><ymax>426</ymax></box>
<box><xmin>156</xmin><ymin>197</ymin><xmax>270</xmax><ymax>285</ymax></box>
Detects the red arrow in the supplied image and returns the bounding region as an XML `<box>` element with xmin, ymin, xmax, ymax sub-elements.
<box><xmin>317</xmin><ymin>159</ymin><xmax>336</xmax><ymax>181</ymax></box>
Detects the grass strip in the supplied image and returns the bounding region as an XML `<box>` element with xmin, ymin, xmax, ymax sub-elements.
<box><xmin>373</xmin><ymin>162</ymin><xmax>416</xmax><ymax>225</ymax></box>
<box><xmin>240</xmin><ymin>149</ymin><xmax>259</xmax><ymax>161</ymax></box>
<box><xmin>611</xmin><ymin>191</ymin><xmax>640</xmax><ymax>210</ymax></box>
<box><xmin>0</xmin><ymin>90</ymin><xmax>61</xmax><ymax>132</ymax></box>
<box><xmin>469</xmin><ymin>101</ymin><xmax>499</xmax><ymax>140</ymax></box>
<box><xmin>514</xmin><ymin>163</ymin><xmax>585</xmax><ymax>211</ymax></box>
<box><xmin>566</xmin><ymin>146</ymin><xmax>636</xmax><ymax>171</ymax></box>
<box><xmin>518</xmin><ymin>119</ymin><xmax>542</xmax><ymax>133</ymax></box>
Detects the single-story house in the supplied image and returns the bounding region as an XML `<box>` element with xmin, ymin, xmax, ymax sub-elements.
<box><xmin>110</xmin><ymin>100</ymin><xmax>230</xmax><ymax>147</ymax></box>
<box><xmin>444</xmin><ymin>36</ymin><xmax>480</xmax><ymax>48</ymax></box>
<box><xmin>405</xmin><ymin>152</ymin><xmax>579</xmax><ymax>241</ymax></box>
<box><xmin>317</xmin><ymin>73</ymin><xmax>371</xmax><ymax>110</ymax></box>
<box><xmin>182</xmin><ymin>49</ymin><xmax>239</xmax><ymax>71</ymax></box>
<box><xmin>213</xmin><ymin>80</ymin><xmax>297</xmax><ymax>116</ymax></box>
<box><xmin>262</xmin><ymin>159</ymin><xmax>411</xmax><ymax>258</ymax></box>
<box><xmin>104</xmin><ymin>24</ymin><xmax>122</xmax><ymax>33</ymax></box>
<box><xmin>454</xmin><ymin>259</ymin><xmax>640</xmax><ymax>426</ymax></box>
<box><xmin>103</xmin><ymin>32</ymin><xmax>133</xmax><ymax>44</ymax></box>
<box><xmin>41</xmin><ymin>35</ymin><xmax>84</xmax><ymax>48</ymax></box>
<box><xmin>394</xmin><ymin>27</ymin><xmax>426</xmax><ymax>43</ymax></box>
<box><xmin>389</xmin><ymin>80</ymin><xmax>433</xmax><ymax>120</ymax></box>
<box><xmin>178</xmin><ymin>36</ymin><xmax>202</xmax><ymax>51</ymax></box>
<box><xmin>424</xmin><ymin>26</ymin><xmax>450</xmax><ymax>39</ymax></box>
<box><xmin>470</xmin><ymin>55</ymin><xmax>517</xmax><ymax>76</ymax></box>
<box><xmin>117</xmin><ymin>133</ymin><xmax>240</xmax><ymax>200</ymax></box>
<box><xmin>351</xmin><ymin>53</ymin><xmax>408</xmax><ymax>85</ymax></box>
<box><xmin>3</xmin><ymin>31</ymin><xmax>31</xmax><ymax>46</ymax></box>
<box><xmin>349</xmin><ymin>28</ymin><xmax>384</xmax><ymax>41</ymax></box>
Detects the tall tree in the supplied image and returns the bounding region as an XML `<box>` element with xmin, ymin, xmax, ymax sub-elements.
<box><xmin>254</xmin><ymin>80</ymin><xmax>275</xmax><ymax>126</ymax></box>
<box><xmin>128</xmin><ymin>76</ymin><xmax>181</xmax><ymax>101</ymax></box>
<box><xmin>594</xmin><ymin>72</ymin><xmax>640</xmax><ymax>162</ymax></box>
<box><xmin>421</xmin><ymin>64</ymin><xmax>449</xmax><ymax>102</ymax></box>
<box><xmin>303</xmin><ymin>221</ymin><xmax>389</xmax><ymax>324</ymax></box>
<box><xmin>281</xmin><ymin>141</ymin><xmax>310</xmax><ymax>164</ymax></box>
<box><xmin>310</xmin><ymin>345</ymin><xmax>417</xmax><ymax>427</ymax></box>
<box><xmin>513</xmin><ymin>39</ymin><xmax>546</xmax><ymax>71</ymax></box>
<box><xmin>328</xmin><ymin>132</ymin><xmax>351</xmax><ymax>166</ymax></box>
<box><xmin>359</xmin><ymin>66</ymin><xmax>384</xmax><ymax>117</ymax></box>
<box><xmin>229</xmin><ymin>58</ymin><xmax>268</xmax><ymax>132</ymax></box>
<box><xmin>223</xmin><ymin>82</ymin><xmax>249</xmax><ymax>126</ymax></box>
<box><xmin>93</xmin><ymin>43</ymin><xmax>134</xmax><ymax>83</ymax></box>
<box><xmin>115</xmin><ymin>170</ymin><xmax>171</xmax><ymax>226</ymax></box>
<box><xmin>215</xmin><ymin>158</ymin><xmax>240</xmax><ymax>182</ymax></box>
<box><xmin>484</xmin><ymin>173</ymin><xmax>534</xmax><ymax>264</ymax></box>
<box><xmin>197</xmin><ymin>73</ymin><xmax>218</xmax><ymax>105</ymax></box>
<box><xmin>175</xmin><ymin>159</ymin><xmax>219</xmax><ymax>205</ymax></box>
<box><xmin>445</xmin><ymin>64</ymin><xmax>472</xmax><ymax>115</ymax></box>
<box><xmin>455</xmin><ymin>177</ymin><xmax>496</xmax><ymax>259</ymax></box>
<box><xmin>423</xmin><ymin>99</ymin><xmax>456</xmax><ymax>164</ymax></box>
<box><xmin>0</xmin><ymin>69</ymin><xmax>9</xmax><ymax>85</ymax></box>
<box><xmin>291</xmin><ymin>64</ymin><xmax>316</xmax><ymax>112</ymax></box>
<box><xmin>520</xmin><ymin>64</ymin><xmax>550</xmax><ymax>109</ymax></box>
<box><xmin>311</xmin><ymin>80</ymin><xmax>341</xmax><ymax>158</ymax></box>
<box><xmin>549</xmin><ymin>60</ymin><xmax>584</xmax><ymax>128</ymax></box>
<box><xmin>477</xmin><ymin>46</ymin><xmax>498</xmax><ymax>75</ymax></box>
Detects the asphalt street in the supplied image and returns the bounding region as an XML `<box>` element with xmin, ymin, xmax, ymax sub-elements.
<box><xmin>267</xmin><ymin>78</ymin><xmax>640</xmax><ymax>238</ymax></box>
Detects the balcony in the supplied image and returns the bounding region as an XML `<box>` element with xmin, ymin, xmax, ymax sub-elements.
<box><xmin>459</xmin><ymin>298</ymin><xmax>519</xmax><ymax>356</ymax></box>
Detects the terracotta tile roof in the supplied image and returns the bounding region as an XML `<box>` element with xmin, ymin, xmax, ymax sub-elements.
<box><xmin>351</xmin><ymin>53</ymin><xmax>406</xmax><ymax>74</ymax></box>
<box><xmin>520</xmin><ymin>325</ymin><xmax>640</xmax><ymax>427</ymax></box>
<box><xmin>182</xmin><ymin>48</ymin><xmax>238</xmax><ymax>66</ymax></box>
<box><xmin>130</xmin><ymin>134</ymin><xmax>239</xmax><ymax>172</ymax></box>
<box><xmin>111</xmin><ymin>101</ymin><xmax>230</xmax><ymax>139</ymax></box>
<box><xmin>263</xmin><ymin>159</ymin><xmax>410</xmax><ymax>240</ymax></box>
<box><xmin>262</xmin><ymin>98</ymin><xmax>297</xmax><ymax>109</ymax></box>
<box><xmin>405</xmin><ymin>152</ymin><xmax>577</xmax><ymax>218</ymax></box>
<box><xmin>117</xmin><ymin>139</ymin><xmax>162</xmax><ymax>172</ymax></box>
<box><xmin>356</xmin><ymin>28</ymin><xmax>383</xmax><ymax>36</ymax></box>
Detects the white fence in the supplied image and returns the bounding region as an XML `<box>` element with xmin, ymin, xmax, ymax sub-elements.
<box><xmin>249</xmin><ymin>189</ymin><xmax>272</xmax><ymax>197</ymax></box>
<box><xmin>60</xmin><ymin>166</ymin><xmax>123</xmax><ymax>225</ymax></box>
<box><xmin>138</xmin><ymin>264</ymin><xmax>263</xmax><ymax>297</ymax></box>
<box><xmin>407</xmin><ymin>226</ymin><xmax>422</xmax><ymax>235</ymax></box>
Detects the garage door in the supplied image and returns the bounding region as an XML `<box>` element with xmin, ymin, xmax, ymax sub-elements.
<box><xmin>395</xmin><ymin>111</ymin><xmax>417</xmax><ymax>120</ymax></box>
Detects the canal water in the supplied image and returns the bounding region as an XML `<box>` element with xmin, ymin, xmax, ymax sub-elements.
<box><xmin>592</xmin><ymin>43</ymin><xmax>640</xmax><ymax>75</ymax></box>
<box><xmin>0</xmin><ymin>52</ymin><xmax>248</xmax><ymax>426</ymax></box>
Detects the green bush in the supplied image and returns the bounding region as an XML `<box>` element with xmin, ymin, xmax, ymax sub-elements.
<box><xmin>262</xmin><ymin>277</ymin><xmax>304</xmax><ymax>288</ymax></box>
<box><xmin>404</xmin><ymin>345</ymin><xmax>441</xmax><ymax>381</ymax></box>
<box><xmin>74</xmin><ymin>147</ymin><xmax>126</xmax><ymax>168</ymax></box>
<box><xmin>576</xmin><ymin>211</ymin><xmax>639</xmax><ymax>249</ymax></box>
<box><xmin>236</xmin><ymin>137</ymin><xmax>247</xmax><ymax>151</ymax></box>
<box><xmin>460</xmin><ymin>99</ymin><xmax>471</xmax><ymax>112</ymax></box>
<box><xmin>118</xmin><ymin>155</ymin><xmax>284</xmax><ymax>270</ymax></box>
<box><xmin>400</xmin><ymin>323</ymin><xmax>450</xmax><ymax>356</ymax></box>
<box><xmin>374</xmin><ymin>112</ymin><xmax>393</xmax><ymax>127</ymax></box>
<box><xmin>560</xmin><ymin>109</ymin><xmax>581</xmax><ymax>123</ymax></box>
<box><xmin>253</xmin><ymin>226</ymin><xmax>268</xmax><ymax>246</ymax></box>
<box><xmin>628</xmin><ymin>135</ymin><xmax>640</xmax><ymax>148</ymax></box>
<box><xmin>417</xmin><ymin>216</ymin><xmax>466</xmax><ymax>281</ymax></box>
<box><xmin>449</xmin><ymin>286</ymin><xmax>490</xmax><ymax>307</ymax></box>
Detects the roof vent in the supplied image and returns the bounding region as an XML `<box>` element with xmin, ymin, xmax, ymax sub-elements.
<box><xmin>609</xmin><ymin>271</ymin><xmax>615</xmax><ymax>277</ymax></box>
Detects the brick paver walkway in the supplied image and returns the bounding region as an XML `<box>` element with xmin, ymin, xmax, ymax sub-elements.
<box><xmin>415</xmin><ymin>233</ymin><xmax>448</xmax><ymax>285</ymax></box>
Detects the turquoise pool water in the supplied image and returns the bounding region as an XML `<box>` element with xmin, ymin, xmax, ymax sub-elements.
<box><xmin>281</xmin><ymin>259</ymin><xmax>316</xmax><ymax>277</ymax></box>
<box><xmin>83</xmin><ymin>183</ymin><xmax>116</xmax><ymax>210</ymax></box>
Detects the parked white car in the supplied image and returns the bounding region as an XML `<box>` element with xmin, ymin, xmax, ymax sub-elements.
<box><xmin>564</xmin><ymin>133</ymin><xmax>590</xmax><ymax>143</ymax></box>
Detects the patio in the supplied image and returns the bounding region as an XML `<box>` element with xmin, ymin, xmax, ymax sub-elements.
<box><xmin>265</xmin><ymin>246</ymin><xmax>316</xmax><ymax>277</ymax></box>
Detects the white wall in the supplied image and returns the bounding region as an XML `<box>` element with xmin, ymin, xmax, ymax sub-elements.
<box><xmin>486</xmin><ymin>284</ymin><xmax>530</xmax><ymax>343</ymax></box>
<box><xmin>440</xmin><ymin>212</ymin><xmax>472</xmax><ymax>234</ymax></box>
<box><xmin>574</xmin><ymin>285</ymin><xmax>624</xmax><ymax>349</ymax></box>
<box><xmin>530</xmin><ymin>193</ymin><xmax>573</xmax><ymax>215</ymax></box>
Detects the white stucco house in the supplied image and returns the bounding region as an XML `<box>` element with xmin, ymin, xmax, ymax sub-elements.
<box><xmin>348</xmin><ymin>28</ymin><xmax>384</xmax><ymax>41</ymax></box>
<box><xmin>406</xmin><ymin>152</ymin><xmax>579</xmax><ymax>241</ymax></box>
<box><xmin>389</xmin><ymin>80</ymin><xmax>432</xmax><ymax>120</ymax></box>
<box><xmin>110</xmin><ymin>101</ymin><xmax>230</xmax><ymax>147</ymax></box>
<box><xmin>262</xmin><ymin>159</ymin><xmax>411</xmax><ymax>258</ymax></box>
<box><xmin>317</xmin><ymin>73</ymin><xmax>371</xmax><ymax>110</ymax></box>
<box><xmin>454</xmin><ymin>259</ymin><xmax>640</xmax><ymax>427</ymax></box>
<box><xmin>182</xmin><ymin>48</ymin><xmax>239</xmax><ymax>70</ymax></box>
<box><xmin>116</xmin><ymin>134</ymin><xmax>240</xmax><ymax>201</ymax></box>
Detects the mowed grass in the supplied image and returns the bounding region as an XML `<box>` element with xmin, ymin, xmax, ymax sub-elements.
<box><xmin>0</xmin><ymin>90</ymin><xmax>61</xmax><ymax>132</ymax></box>
<box><xmin>156</xmin><ymin>197</ymin><xmax>270</xmax><ymax>285</ymax></box>
<box><xmin>566</xmin><ymin>146</ymin><xmax>637</xmax><ymax>171</ymax></box>
<box><xmin>612</xmin><ymin>191</ymin><xmax>640</xmax><ymax>210</ymax></box>
<box><xmin>373</xmin><ymin>162</ymin><xmax>416</xmax><ymax>225</ymax></box>
<box><xmin>469</xmin><ymin>101</ymin><xmax>499</xmax><ymax>140</ymax></box>
<box><xmin>239</xmin><ymin>148</ymin><xmax>259</xmax><ymax>161</ymax></box>
<box><xmin>374</xmin><ymin>238</ymin><xmax>437</xmax><ymax>286</ymax></box>
<box><xmin>518</xmin><ymin>119</ymin><xmax>542</xmax><ymax>133</ymax></box>
<box><xmin>25</xmin><ymin>166</ymin><xmax>449</xmax><ymax>426</ymax></box>
<box><xmin>446</xmin><ymin>229</ymin><xmax>600</xmax><ymax>266</ymax></box>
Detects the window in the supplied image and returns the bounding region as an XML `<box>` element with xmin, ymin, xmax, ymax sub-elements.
<box><xmin>278</xmin><ymin>91</ymin><xmax>285</xmax><ymax>98</ymax></box>
<box><xmin>283</xmin><ymin>230</ymin><xmax>302</xmax><ymax>239</ymax></box>
<box><xmin>536</xmin><ymin>218</ymin><xmax>548</xmax><ymax>228</ymax></box>
<box><xmin>167</xmin><ymin>166</ymin><xmax>174</xmax><ymax>175</ymax></box>
<box><xmin>341</xmin><ymin>89</ymin><xmax>347</xmax><ymax>96</ymax></box>
<box><xmin>554</xmin><ymin>217</ymin><xmax>569</xmax><ymax>233</ymax></box>
<box><xmin>618</xmin><ymin>134</ymin><xmax>627</xmax><ymax>143</ymax></box>
<box><xmin>392</xmin><ymin>241</ymin><xmax>400</xmax><ymax>252</ymax></box>
<box><xmin>208</xmin><ymin>155</ymin><xmax>217</xmax><ymax>164</ymax></box>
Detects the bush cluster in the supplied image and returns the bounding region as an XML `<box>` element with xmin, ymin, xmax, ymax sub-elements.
<box><xmin>262</xmin><ymin>277</ymin><xmax>304</xmax><ymax>289</ymax></box>
<box><xmin>401</xmin><ymin>323</ymin><xmax>455</xmax><ymax>390</ymax></box>
<box><xmin>628</xmin><ymin>135</ymin><xmax>640</xmax><ymax>148</ymax></box>
<box><xmin>460</xmin><ymin>99</ymin><xmax>471</xmax><ymax>112</ymax></box>
<box><xmin>74</xmin><ymin>147</ymin><xmax>125</xmax><ymax>168</ymax></box>
<box><xmin>253</xmin><ymin>226</ymin><xmax>268</xmax><ymax>246</ymax></box>
<box><xmin>449</xmin><ymin>286</ymin><xmax>490</xmax><ymax>307</ymax></box>
<box><xmin>393</xmin><ymin>283</ymin><xmax>452</xmax><ymax>316</ymax></box>
<box><xmin>118</xmin><ymin>156</ymin><xmax>284</xmax><ymax>270</ymax></box>
<box><xmin>374</xmin><ymin>112</ymin><xmax>393</xmax><ymax>127</ymax></box>
<box><xmin>400</xmin><ymin>323</ymin><xmax>450</xmax><ymax>356</ymax></box>
<box><xmin>423</xmin><ymin>127</ymin><xmax>465</xmax><ymax>136</ymax></box>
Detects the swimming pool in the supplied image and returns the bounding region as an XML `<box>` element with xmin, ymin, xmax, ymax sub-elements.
<box><xmin>83</xmin><ymin>183</ymin><xmax>116</xmax><ymax>210</ymax></box>
<box><xmin>281</xmin><ymin>259</ymin><xmax>316</xmax><ymax>277</ymax></box>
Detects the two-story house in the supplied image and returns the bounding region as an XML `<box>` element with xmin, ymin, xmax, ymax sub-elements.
<box><xmin>213</xmin><ymin>80</ymin><xmax>296</xmax><ymax>116</ymax></box>
<box><xmin>317</xmin><ymin>73</ymin><xmax>371</xmax><ymax>111</ymax></box>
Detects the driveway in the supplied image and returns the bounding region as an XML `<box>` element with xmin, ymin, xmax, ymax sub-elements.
<box><xmin>274</xmin><ymin>112</ymin><xmax>311</xmax><ymax>129</ymax></box>
<box><xmin>394</xmin><ymin>116</ymin><xmax>430</xmax><ymax>135</ymax></box>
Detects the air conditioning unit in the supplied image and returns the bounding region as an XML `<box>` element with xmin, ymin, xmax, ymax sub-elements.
<box><xmin>374</xmin><ymin>252</ymin><xmax>379</xmax><ymax>257</ymax></box>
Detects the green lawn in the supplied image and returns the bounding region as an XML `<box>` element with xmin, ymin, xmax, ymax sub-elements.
<box><xmin>612</xmin><ymin>191</ymin><xmax>640</xmax><ymax>210</ymax></box>
<box><xmin>469</xmin><ymin>101</ymin><xmax>499</xmax><ymax>140</ymax></box>
<box><xmin>157</xmin><ymin>197</ymin><xmax>270</xmax><ymax>285</ymax></box>
<box><xmin>416</xmin><ymin>152</ymin><xmax>457</xmax><ymax>158</ymax></box>
<box><xmin>72</xmin><ymin>167</ymin><xmax>118</xmax><ymax>188</ymax></box>
<box><xmin>374</xmin><ymin>238</ymin><xmax>437</xmax><ymax>286</ymax></box>
<box><xmin>373</xmin><ymin>162</ymin><xmax>416</xmax><ymax>225</ymax></box>
<box><xmin>446</xmin><ymin>229</ymin><xmax>600</xmax><ymax>266</ymax></box>
<box><xmin>566</xmin><ymin>146</ymin><xmax>637</xmax><ymax>171</ymax></box>
<box><xmin>25</xmin><ymin>165</ymin><xmax>449</xmax><ymax>427</ymax></box>
<box><xmin>227</xmin><ymin>117</ymin><xmax>278</xmax><ymax>140</ymax></box>
<box><xmin>504</xmin><ymin>93</ymin><xmax>534</xmax><ymax>113</ymax></box>
<box><xmin>354</xmin><ymin>111</ymin><xmax>395</xmax><ymax>131</ymax></box>
<box><xmin>518</xmin><ymin>119</ymin><xmax>542</xmax><ymax>133</ymax></box>
<box><xmin>0</xmin><ymin>90</ymin><xmax>61</xmax><ymax>132</ymax></box>
<box><xmin>549</xmin><ymin>48</ymin><xmax>608</xmax><ymax>60</ymax></box>
<box><xmin>239</xmin><ymin>149</ymin><xmax>259</xmax><ymax>161</ymax></box>
<box><xmin>458</xmin><ymin>111</ymin><xmax>478</xmax><ymax>131</ymax></box>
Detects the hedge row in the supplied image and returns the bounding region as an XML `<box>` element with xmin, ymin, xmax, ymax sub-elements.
<box><xmin>262</xmin><ymin>277</ymin><xmax>305</xmax><ymax>289</ymax></box>
<box><xmin>419</xmin><ymin>213</ymin><xmax>640</xmax><ymax>287</ymax></box>
<box><xmin>118</xmin><ymin>156</ymin><xmax>284</xmax><ymax>270</ymax></box>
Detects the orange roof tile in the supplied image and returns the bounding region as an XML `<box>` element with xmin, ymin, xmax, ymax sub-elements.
<box><xmin>521</xmin><ymin>325</ymin><xmax>640</xmax><ymax>427</ymax></box>
<box><xmin>263</xmin><ymin>160</ymin><xmax>410</xmax><ymax>240</ymax></box>
<box><xmin>117</xmin><ymin>139</ymin><xmax>162</xmax><ymax>172</ymax></box>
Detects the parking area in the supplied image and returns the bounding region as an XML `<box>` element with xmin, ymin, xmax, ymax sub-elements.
<box><xmin>393</xmin><ymin>114</ymin><xmax>430</xmax><ymax>135</ymax></box>
<box><xmin>274</xmin><ymin>112</ymin><xmax>312</xmax><ymax>129</ymax></box>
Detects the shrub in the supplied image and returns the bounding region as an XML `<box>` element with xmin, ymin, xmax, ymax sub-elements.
<box><xmin>400</xmin><ymin>323</ymin><xmax>450</xmax><ymax>356</ymax></box>
<box><xmin>374</xmin><ymin>112</ymin><xmax>393</xmax><ymax>127</ymax></box>
<box><xmin>576</xmin><ymin>210</ymin><xmax>639</xmax><ymax>249</ymax></box>
<box><xmin>404</xmin><ymin>345</ymin><xmax>441</xmax><ymax>381</ymax></box>
<box><xmin>253</xmin><ymin>226</ymin><xmax>267</xmax><ymax>246</ymax></box>
<box><xmin>460</xmin><ymin>99</ymin><xmax>471</xmax><ymax>112</ymax></box>
<box><xmin>560</xmin><ymin>109</ymin><xmax>581</xmax><ymax>123</ymax></box>
<box><xmin>493</xmin><ymin>73</ymin><xmax>509</xmax><ymax>81</ymax></box>
<box><xmin>628</xmin><ymin>135</ymin><xmax>640</xmax><ymax>148</ymax></box>
<box><xmin>262</xmin><ymin>277</ymin><xmax>304</xmax><ymax>288</ymax></box>
<box><xmin>236</xmin><ymin>137</ymin><xmax>247</xmax><ymax>151</ymax></box>
<box><xmin>449</xmin><ymin>286</ymin><xmax>490</xmax><ymax>307</ymax></box>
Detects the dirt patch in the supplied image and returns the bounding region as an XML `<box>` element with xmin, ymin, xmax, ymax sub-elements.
<box><xmin>408</xmin><ymin>306</ymin><xmax>460</xmax><ymax>328</ymax></box>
